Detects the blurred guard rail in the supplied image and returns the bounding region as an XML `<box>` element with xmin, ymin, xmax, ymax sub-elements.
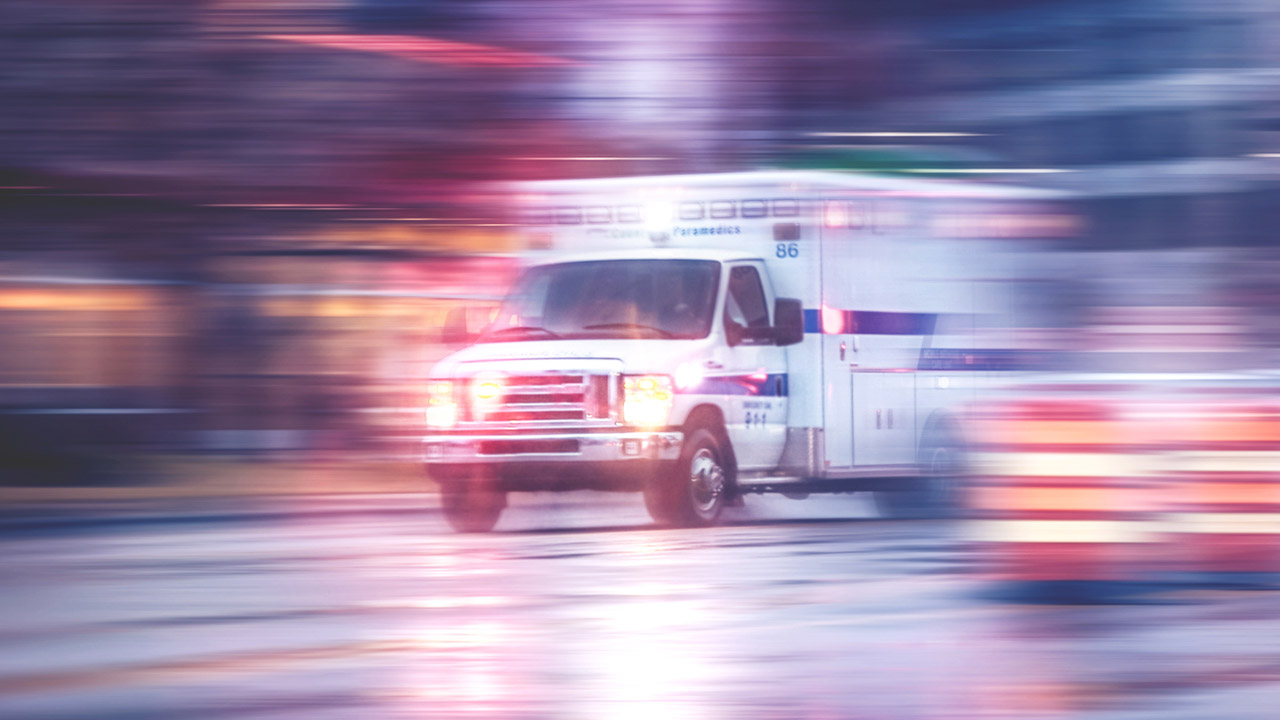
<box><xmin>966</xmin><ymin>398</ymin><xmax>1163</xmax><ymax>597</ymax></box>
<box><xmin>1155</xmin><ymin>399</ymin><xmax>1280</xmax><ymax>587</ymax></box>
<box><xmin>966</xmin><ymin>391</ymin><xmax>1280</xmax><ymax>598</ymax></box>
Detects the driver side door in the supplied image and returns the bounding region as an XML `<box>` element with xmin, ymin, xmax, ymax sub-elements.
<box><xmin>718</xmin><ymin>262</ymin><xmax>788</xmax><ymax>471</ymax></box>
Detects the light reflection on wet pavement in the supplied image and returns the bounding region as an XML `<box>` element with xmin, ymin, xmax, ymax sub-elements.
<box><xmin>1</xmin><ymin>493</ymin><xmax>1278</xmax><ymax>719</ymax></box>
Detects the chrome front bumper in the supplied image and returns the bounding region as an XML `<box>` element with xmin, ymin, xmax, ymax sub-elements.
<box><xmin>423</xmin><ymin>430</ymin><xmax>684</xmax><ymax>464</ymax></box>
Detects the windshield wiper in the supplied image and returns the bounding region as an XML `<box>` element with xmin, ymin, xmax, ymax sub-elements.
<box><xmin>484</xmin><ymin>325</ymin><xmax>562</xmax><ymax>340</ymax></box>
<box><xmin>583</xmin><ymin>322</ymin><xmax>675</xmax><ymax>338</ymax></box>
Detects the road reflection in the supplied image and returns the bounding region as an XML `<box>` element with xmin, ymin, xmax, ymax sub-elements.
<box><xmin>1</xmin><ymin>506</ymin><xmax>1278</xmax><ymax>718</ymax></box>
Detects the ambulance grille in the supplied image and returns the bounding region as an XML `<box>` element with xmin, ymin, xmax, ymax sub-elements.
<box><xmin>467</xmin><ymin>373</ymin><xmax>613</xmax><ymax>425</ymax></box>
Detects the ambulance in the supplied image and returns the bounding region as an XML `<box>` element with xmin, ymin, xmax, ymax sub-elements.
<box><xmin>424</xmin><ymin>171</ymin><xmax>1072</xmax><ymax>531</ymax></box>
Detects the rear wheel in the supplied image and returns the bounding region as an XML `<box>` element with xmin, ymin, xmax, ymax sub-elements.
<box><xmin>645</xmin><ymin>428</ymin><xmax>730</xmax><ymax>527</ymax></box>
<box><xmin>876</xmin><ymin>424</ymin><xmax>965</xmax><ymax>520</ymax></box>
<box><xmin>438</xmin><ymin>468</ymin><xmax>506</xmax><ymax>533</ymax></box>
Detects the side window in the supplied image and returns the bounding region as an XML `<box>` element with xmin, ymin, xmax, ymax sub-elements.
<box><xmin>725</xmin><ymin>265</ymin><xmax>770</xmax><ymax>331</ymax></box>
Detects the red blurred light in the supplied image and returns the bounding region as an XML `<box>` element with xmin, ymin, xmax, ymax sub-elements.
<box><xmin>821</xmin><ymin>305</ymin><xmax>845</xmax><ymax>335</ymax></box>
<box><xmin>262</xmin><ymin>34</ymin><xmax>575</xmax><ymax>68</ymax></box>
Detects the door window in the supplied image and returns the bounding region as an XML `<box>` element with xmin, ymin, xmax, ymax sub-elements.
<box><xmin>724</xmin><ymin>265</ymin><xmax>770</xmax><ymax>342</ymax></box>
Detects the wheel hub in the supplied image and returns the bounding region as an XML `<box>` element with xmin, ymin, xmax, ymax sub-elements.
<box><xmin>689</xmin><ymin>448</ymin><xmax>724</xmax><ymax>512</ymax></box>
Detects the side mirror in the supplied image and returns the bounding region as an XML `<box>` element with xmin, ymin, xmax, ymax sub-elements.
<box><xmin>440</xmin><ymin>307</ymin><xmax>476</xmax><ymax>345</ymax></box>
<box><xmin>773</xmin><ymin>298</ymin><xmax>804</xmax><ymax>347</ymax></box>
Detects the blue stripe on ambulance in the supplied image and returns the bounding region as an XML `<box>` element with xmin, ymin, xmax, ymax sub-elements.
<box><xmin>800</xmin><ymin>307</ymin><xmax>1051</xmax><ymax>371</ymax></box>
<box><xmin>680</xmin><ymin>373</ymin><xmax>788</xmax><ymax>397</ymax></box>
<box><xmin>801</xmin><ymin>308</ymin><xmax>937</xmax><ymax>335</ymax></box>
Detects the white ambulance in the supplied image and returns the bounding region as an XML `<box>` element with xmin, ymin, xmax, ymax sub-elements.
<box><xmin>424</xmin><ymin>171</ymin><xmax>1071</xmax><ymax>531</ymax></box>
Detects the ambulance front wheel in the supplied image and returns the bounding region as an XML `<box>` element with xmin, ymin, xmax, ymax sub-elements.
<box><xmin>645</xmin><ymin>428</ymin><xmax>730</xmax><ymax>527</ymax></box>
<box><xmin>438</xmin><ymin>467</ymin><xmax>507</xmax><ymax>533</ymax></box>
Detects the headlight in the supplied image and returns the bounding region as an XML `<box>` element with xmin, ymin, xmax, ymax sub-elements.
<box><xmin>622</xmin><ymin>374</ymin><xmax>674</xmax><ymax>427</ymax></box>
<box><xmin>425</xmin><ymin>380</ymin><xmax>458</xmax><ymax>428</ymax></box>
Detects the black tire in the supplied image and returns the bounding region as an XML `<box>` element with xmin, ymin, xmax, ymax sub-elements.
<box><xmin>439</xmin><ymin>468</ymin><xmax>506</xmax><ymax>533</ymax></box>
<box><xmin>876</xmin><ymin>424</ymin><xmax>966</xmax><ymax>520</ymax></box>
<box><xmin>644</xmin><ymin>427</ymin><xmax>731</xmax><ymax>527</ymax></box>
<box><xmin>642</xmin><ymin>478</ymin><xmax>678</xmax><ymax>525</ymax></box>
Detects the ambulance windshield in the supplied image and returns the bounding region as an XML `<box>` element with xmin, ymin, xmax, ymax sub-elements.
<box><xmin>480</xmin><ymin>259</ymin><xmax>720</xmax><ymax>342</ymax></box>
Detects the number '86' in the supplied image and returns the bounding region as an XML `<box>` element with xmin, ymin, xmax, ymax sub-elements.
<box><xmin>775</xmin><ymin>242</ymin><xmax>799</xmax><ymax>258</ymax></box>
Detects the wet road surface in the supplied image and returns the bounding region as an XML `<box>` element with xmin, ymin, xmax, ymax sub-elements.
<box><xmin>1</xmin><ymin>492</ymin><xmax>1278</xmax><ymax>719</ymax></box>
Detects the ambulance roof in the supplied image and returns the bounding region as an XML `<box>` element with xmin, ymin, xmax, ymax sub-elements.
<box><xmin>514</xmin><ymin>170</ymin><xmax>1066</xmax><ymax>201</ymax></box>
<box><xmin>524</xmin><ymin>248</ymin><xmax>761</xmax><ymax>266</ymax></box>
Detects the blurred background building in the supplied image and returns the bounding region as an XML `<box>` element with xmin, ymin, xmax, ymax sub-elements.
<box><xmin>2</xmin><ymin>0</ymin><xmax>1278</xmax><ymax>471</ymax></box>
